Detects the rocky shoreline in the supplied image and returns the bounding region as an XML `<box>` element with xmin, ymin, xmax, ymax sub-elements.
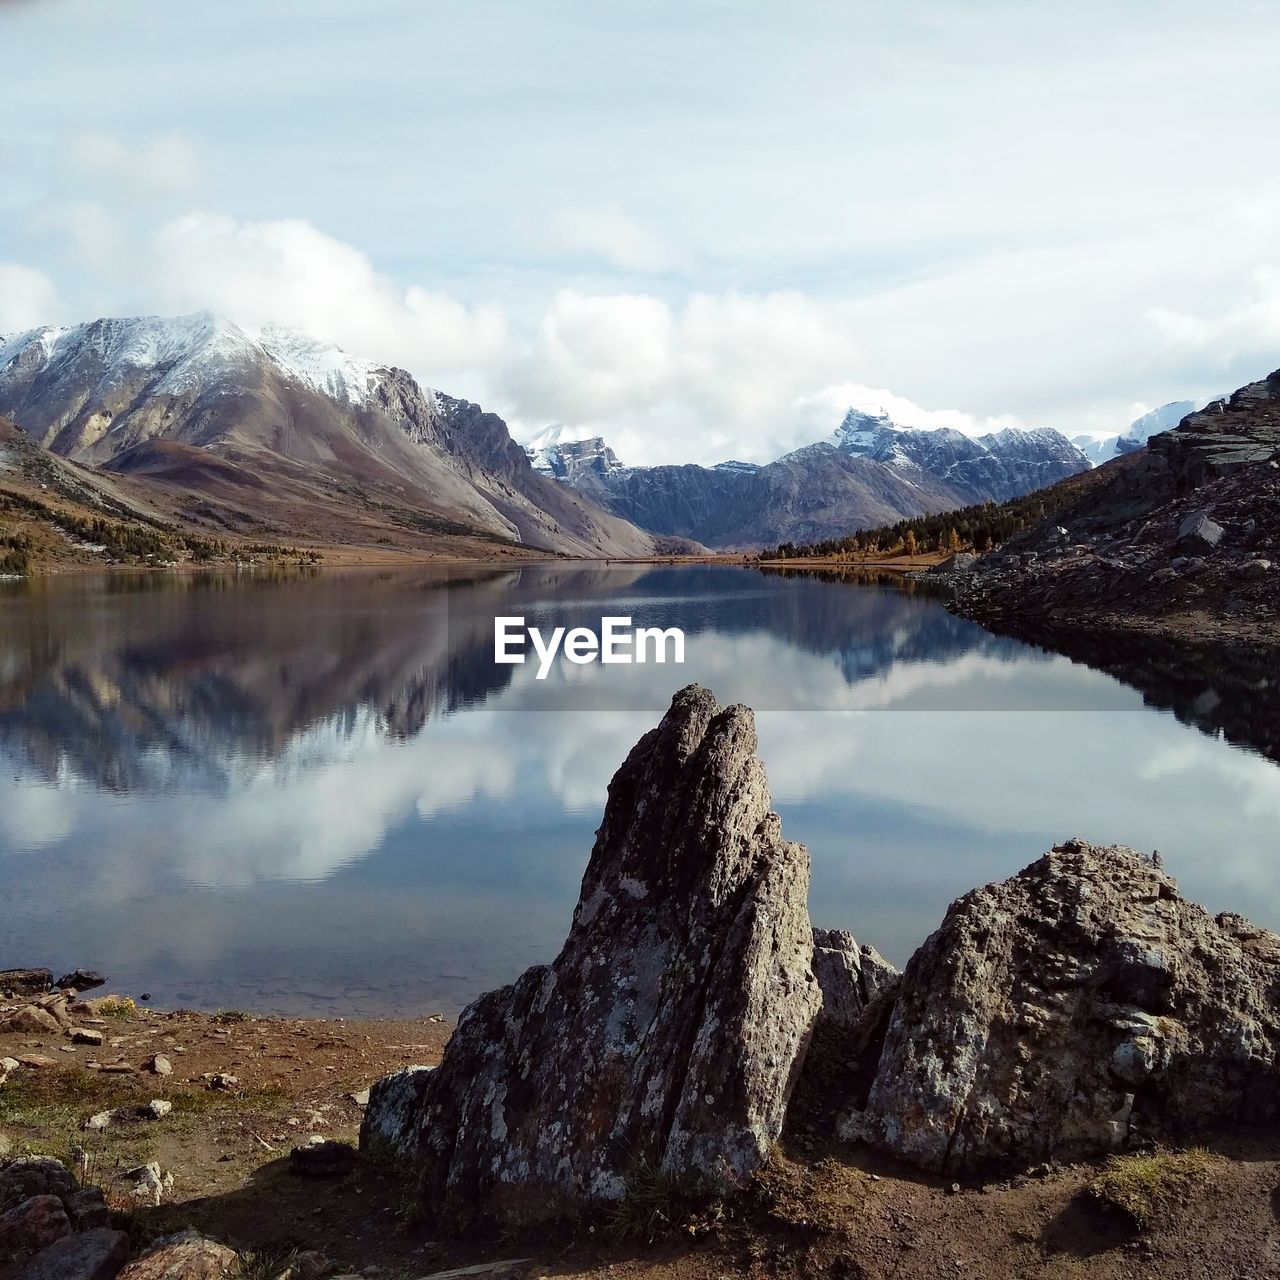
<box><xmin>940</xmin><ymin>370</ymin><xmax>1280</xmax><ymax>649</ymax></box>
<box><xmin>6</xmin><ymin>685</ymin><xmax>1280</xmax><ymax>1278</ymax></box>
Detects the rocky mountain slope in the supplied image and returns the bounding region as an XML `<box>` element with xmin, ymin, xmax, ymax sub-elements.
<box><xmin>524</xmin><ymin>408</ymin><xmax>1091</xmax><ymax>550</ymax></box>
<box><xmin>953</xmin><ymin>368</ymin><xmax>1280</xmax><ymax>644</ymax></box>
<box><xmin>0</xmin><ymin>315</ymin><xmax>660</xmax><ymax>558</ymax></box>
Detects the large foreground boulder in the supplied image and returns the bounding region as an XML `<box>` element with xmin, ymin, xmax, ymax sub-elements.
<box><xmin>362</xmin><ymin>684</ymin><xmax>821</xmax><ymax>1228</ymax></box>
<box><xmin>843</xmin><ymin>839</ymin><xmax>1280</xmax><ymax>1172</ymax></box>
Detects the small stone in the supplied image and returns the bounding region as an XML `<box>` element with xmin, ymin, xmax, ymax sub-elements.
<box><xmin>146</xmin><ymin>1099</ymin><xmax>173</xmax><ymax>1119</ymax></box>
<box><xmin>22</xmin><ymin>1228</ymin><xmax>129</xmax><ymax>1280</ymax></box>
<box><xmin>71</xmin><ymin>1028</ymin><xmax>104</xmax><ymax>1046</ymax></box>
<box><xmin>206</xmin><ymin>1072</ymin><xmax>237</xmax><ymax>1091</ymax></box>
<box><xmin>289</xmin><ymin>1140</ymin><xmax>356</xmax><ymax>1177</ymax></box>
<box><xmin>83</xmin><ymin>1111</ymin><xmax>113</xmax><ymax>1132</ymax></box>
<box><xmin>347</xmin><ymin>1089</ymin><xmax>370</xmax><ymax>1107</ymax></box>
<box><xmin>98</xmin><ymin>1064</ymin><xmax>135</xmax><ymax>1075</ymax></box>
<box><xmin>149</xmin><ymin>1055</ymin><xmax>173</xmax><ymax>1077</ymax></box>
<box><xmin>948</xmin><ymin>1182</ymin><xmax>961</xmax><ymax>1195</ymax></box>
<box><xmin>16</xmin><ymin>1054</ymin><xmax>57</xmax><ymax>1069</ymax></box>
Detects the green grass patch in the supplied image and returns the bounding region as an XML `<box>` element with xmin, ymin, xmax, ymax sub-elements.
<box><xmin>1089</xmin><ymin>1147</ymin><xmax>1224</xmax><ymax>1228</ymax></box>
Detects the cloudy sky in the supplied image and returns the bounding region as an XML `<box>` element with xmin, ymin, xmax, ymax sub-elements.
<box><xmin>3</xmin><ymin>0</ymin><xmax>1279</xmax><ymax>464</ymax></box>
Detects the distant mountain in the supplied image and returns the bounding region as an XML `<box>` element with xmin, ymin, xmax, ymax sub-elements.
<box><xmin>0</xmin><ymin>314</ymin><xmax>659</xmax><ymax>558</ymax></box>
<box><xmin>1072</xmin><ymin>399</ymin><xmax>1213</xmax><ymax>466</ymax></box>
<box><xmin>1113</xmin><ymin>399</ymin><xmax>1204</xmax><ymax>455</ymax></box>
<box><xmin>522</xmin><ymin>406</ymin><xmax>1091</xmax><ymax>550</ymax></box>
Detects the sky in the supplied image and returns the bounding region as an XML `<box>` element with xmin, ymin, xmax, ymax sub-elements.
<box><xmin>3</xmin><ymin>0</ymin><xmax>1280</xmax><ymax>465</ymax></box>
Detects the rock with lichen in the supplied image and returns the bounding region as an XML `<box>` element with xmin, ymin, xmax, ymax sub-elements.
<box><xmin>362</xmin><ymin>684</ymin><xmax>821</xmax><ymax>1228</ymax></box>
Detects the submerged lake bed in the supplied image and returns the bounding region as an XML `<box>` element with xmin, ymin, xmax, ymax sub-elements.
<box><xmin>1</xmin><ymin>563</ymin><xmax>1277</xmax><ymax>1016</ymax></box>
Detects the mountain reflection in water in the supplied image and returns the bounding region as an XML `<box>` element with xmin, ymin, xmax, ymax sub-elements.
<box><xmin>0</xmin><ymin>564</ymin><xmax>1277</xmax><ymax>1017</ymax></box>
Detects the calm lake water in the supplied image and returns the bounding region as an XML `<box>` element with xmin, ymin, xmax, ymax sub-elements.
<box><xmin>2</xmin><ymin>564</ymin><xmax>1277</xmax><ymax>1016</ymax></box>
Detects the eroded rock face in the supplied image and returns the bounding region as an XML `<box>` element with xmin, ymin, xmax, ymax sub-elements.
<box><xmin>811</xmin><ymin>929</ymin><xmax>898</xmax><ymax>1030</ymax></box>
<box><xmin>362</xmin><ymin>684</ymin><xmax>821</xmax><ymax>1228</ymax></box>
<box><xmin>844</xmin><ymin>840</ymin><xmax>1280</xmax><ymax>1173</ymax></box>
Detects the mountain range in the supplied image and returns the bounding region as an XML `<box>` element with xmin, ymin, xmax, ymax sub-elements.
<box><xmin>526</xmin><ymin>409</ymin><xmax>1092</xmax><ymax>549</ymax></box>
<box><xmin>0</xmin><ymin>314</ymin><xmax>661</xmax><ymax>558</ymax></box>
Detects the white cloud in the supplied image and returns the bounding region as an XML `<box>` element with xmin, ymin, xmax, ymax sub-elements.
<box><xmin>1145</xmin><ymin>263</ymin><xmax>1280</xmax><ymax>365</ymax></box>
<box><xmin>549</xmin><ymin>206</ymin><xmax>683</xmax><ymax>274</ymax></box>
<box><xmin>0</xmin><ymin>263</ymin><xmax>60</xmax><ymax>332</ymax></box>
<box><xmin>148</xmin><ymin>214</ymin><xmax>508</xmax><ymax>378</ymax></box>
<box><xmin>69</xmin><ymin>131</ymin><xmax>202</xmax><ymax>194</ymax></box>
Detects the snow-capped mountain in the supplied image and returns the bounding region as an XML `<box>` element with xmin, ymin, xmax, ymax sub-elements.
<box><xmin>529</xmin><ymin>405</ymin><xmax>1090</xmax><ymax>549</ymax></box>
<box><xmin>1114</xmin><ymin>399</ymin><xmax>1205</xmax><ymax>455</ymax></box>
<box><xmin>0</xmin><ymin>313</ymin><xmax>658</xmax><ymax>557</ymax></box>
<box><xmin>522</xmin><ymin>423</ymin><xmax>625</xmax><ymax>484</ymax></box>
<box><xmin>1070</xmin><ymin>399</ymin><xmax>1216</xmax><ymax>466</ymax></box>
<box><xmin>825</xmin><ymin>407</ymin><xmax>1091</xmax><ymax>502</ymax></box>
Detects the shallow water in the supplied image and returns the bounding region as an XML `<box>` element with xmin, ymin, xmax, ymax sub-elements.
<box><xmin>1</xmin><ymin>563</ymin><xmax>1277</xmax><ymax>1016</ymax></box>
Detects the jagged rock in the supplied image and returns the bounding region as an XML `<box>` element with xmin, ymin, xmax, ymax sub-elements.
<box><xmin>1177</xmin><ymin>510</ymin><xmax>1225</xmax><ymax>552</ymax></box>
<box><xmin>811</xmin><ymin>929</ymin><xmax>899</xmax><ymax>1030</ymax></box>
<box><xmin>22</xmin><ymin>1228</ymin><xmax>129</xmax><ymax>1280</ymax></box>
<box><xmin>362</xmin><ymin>684</ymin><xmax>821</xmax><ymax>1228</ymax></box>
<box><xmin>843</xmin><ymin>840</ymin><xmax>1280</xmax><ymax>1173</ymax></box>
<box><xmin>55</xmin><ymin>972</ymin><xmax>107</xmax><ymax>994</ymax></box>
<box><xmin>70</xmin><ymin>1030</ymin><xmax>103</xmax><ymax>1047</ymax></box>
<box><xmin>0</xmin><ymin>1193</ymin><xmax>71</xmax><ymax>1256</ymax></box>
<box><xmin>116</xmin><ymin>1231</ymin><xmax>238</xmax><ymax>1280</ymax></box>
<box><xmin>0</xmin><ymin>969</ymin><xmax>52</xmax><ymax>997</ymax></box>
<box><xmin>147</xmin><ymin>1056</ymin><xmax>172</xmax><ymax>1077</ymax></box>
<box><xmin>2</xmin><ymin>1005</ymin><xmax>63</xmax><ymax>1036</ymax></box>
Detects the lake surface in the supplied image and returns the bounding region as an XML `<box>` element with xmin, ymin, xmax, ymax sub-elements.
<box><xmin>2</xmin><ymin>563</ymin><xmax>1278</xmax><ymax>1017</ymax></box>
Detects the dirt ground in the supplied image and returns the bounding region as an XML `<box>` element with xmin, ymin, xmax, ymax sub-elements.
<box><xmin>5</xmin><ymin>1001</ymin><xmax>1280</xmax><ymax>1280</ymax></box>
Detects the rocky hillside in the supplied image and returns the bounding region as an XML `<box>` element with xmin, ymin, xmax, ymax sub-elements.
<box><xmin>953</xmin><ymin>368</ymin><xmax>1280</xmax><ymax>643</ymax></box>
<box><xmin>524</xmin><ymin>408</ymin><xmax>1091</xmax><ymax>550</ymax></box>
<box><xmin>0</xmin><ymin>315</ymin><xmax>661</xmax><ymax>559</ymax></box>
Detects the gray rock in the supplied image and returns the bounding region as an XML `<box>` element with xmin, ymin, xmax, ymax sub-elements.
<box><xmin>811</xmin><ymin>929</ymin><xmax>899</xmax><ymax>1030</ymax></box>
<box><xmin>929</xmin><ymin>552</ymin><xmax>977</xmax><ymax>575</ymax></box>
<box><xmin>1177</xmin><ymin>510</ymin><xmax>1225</xmax><ymax>552</ymax></box>
<box><xmin>844</xmin><ymin>840</ymin><xmax>1280</xmax><ymax>1173</ymax></box>
<box><xmin>70</xmin><ymin>1030</ymin><xmax>103</xmax><ymax>1047</ymax></box>
<box><xmin>362</xmin><ymin>684</ymin><xmax>821</xmax><ymax>1229</ymax></box>
<box><xmin>23</xmin><ymin>1228</ymin><xmax>130</xmax><ymax>1280</ymax></box>
<box><xmin>359</xmin><ymin>1067</ymin><xmax>434</xmax><ymax>1162</ymax></box>
<box><xmin>145</xmin><ymin>1100</ymin><xmax>172</xmax><ymax>1120</ymax></box>
<box><xmin>147</xmin><ymin>1056</ymin><xmax>172</xmax><ymax>1077</ymax></box>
